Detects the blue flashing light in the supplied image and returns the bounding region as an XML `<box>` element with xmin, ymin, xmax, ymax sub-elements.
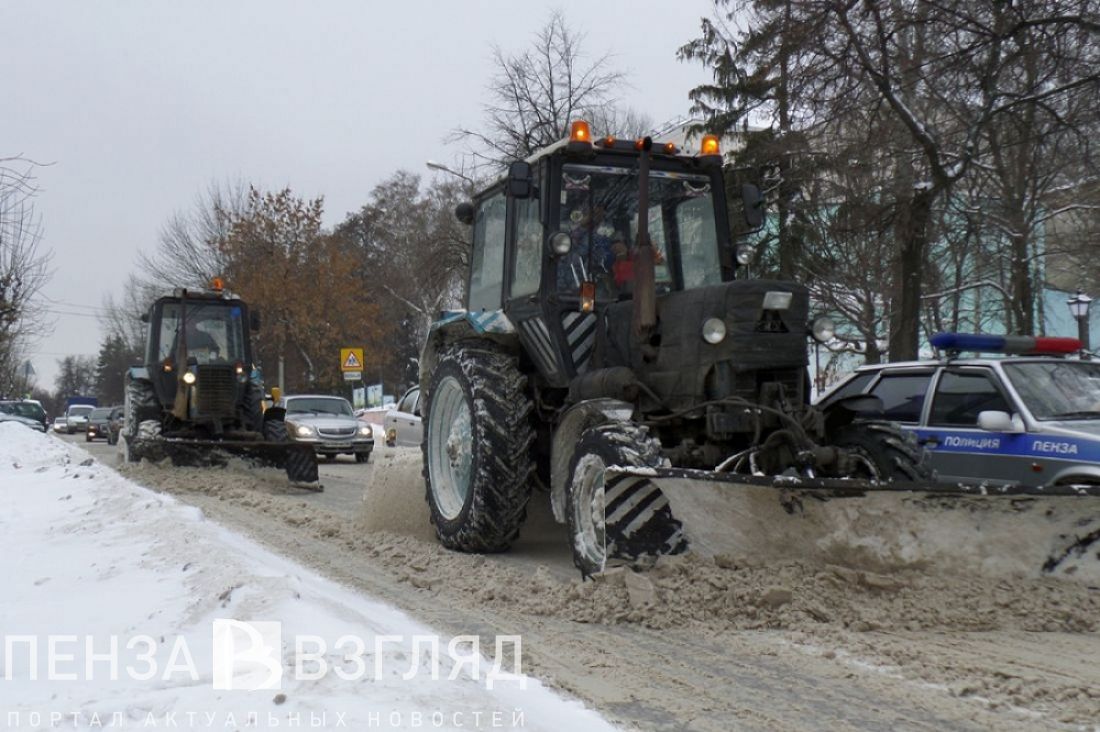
<box><xmin>930</xmin><ymin>332</ymin><xmax>1005</xmax><ymax>352</ymax></box>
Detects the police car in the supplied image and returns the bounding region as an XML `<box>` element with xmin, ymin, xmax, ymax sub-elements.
<box><xmin>818</xmin><ymin>333</ymin><xmax>1100</xmax><ymax>487</ymax></box>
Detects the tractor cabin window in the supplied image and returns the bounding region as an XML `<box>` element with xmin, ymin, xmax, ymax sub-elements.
<box><xmin>511</xmin><ymin>195</ymin><xmax>542</xmax><ymax>298</ymax></box>
<box><xmin>468</xmin><ymin>192</ymin><xmax>507</xmax><ymax>311</ymax></box>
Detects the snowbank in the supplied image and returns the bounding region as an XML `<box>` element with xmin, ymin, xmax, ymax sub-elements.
<box><xmin>0</xmin><ymin>423</ymin><xmax>617</xmax><ymax>731</ymax></box>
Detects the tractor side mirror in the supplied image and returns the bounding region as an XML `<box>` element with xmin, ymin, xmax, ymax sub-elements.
<box><xmin>741</xmin><ymin>184</ymin><xmax>766</xmax><ymax>229</ymax></box>
<box><xmin>507</xmin><ymin>161</ymin><xmax>533</xmax><ymax>199</ymax></box>
<box><xmin>249</xmin><ymin>310</ymin><xmax>262</xmax><ymax>332</ymax></box>
<box><xmin>140</xmin><ymin>312</ymin><xmax>150</xmax><ymax>323</ymax></box>
<box><xmin>455</xmin><ymin>202</ymin><xmax>474</xmax><ymax>225</ymax></box>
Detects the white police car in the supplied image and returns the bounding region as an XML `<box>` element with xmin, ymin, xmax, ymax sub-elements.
<box><xmin>818</xmin><ymin>333</ymin><xmax>1100</xmax><ymax>487</ymax></box>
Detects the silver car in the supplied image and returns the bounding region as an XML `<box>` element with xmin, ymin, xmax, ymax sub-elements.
<box><xmin>819</xmin><ymin>346</ymin><xmax>1100</xmax><ymax>487</ymax></box>
<box><xmin>384</xmin><ymin>387</ymin><xmax>422</xmax><ymax>447</ymax></box>
<box><xmin>280</xmin><ymin>395</ymin><xmax>374</xmax><ymax>463</ymax></box>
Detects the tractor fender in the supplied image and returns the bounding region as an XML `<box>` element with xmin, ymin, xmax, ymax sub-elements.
<box><xmin>550</xmin><ymin>398</ymin><xmax>635</xmax><ymax>524</ymax></box>
<box><xmin>419</xmin><ymin>310</ymin><xmax>519</xmax><ymax>395</ymax></box>
<box><xmin>127</xmin><ymin>366</ymin><xmax>151</xmax><ymax>382</ymax></box>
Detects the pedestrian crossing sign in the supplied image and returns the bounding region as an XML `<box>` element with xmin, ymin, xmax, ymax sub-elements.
<box><xmin>340</xmin><ymin>347</ymin><xmax>364</xmax><ymax>372</ymax></box>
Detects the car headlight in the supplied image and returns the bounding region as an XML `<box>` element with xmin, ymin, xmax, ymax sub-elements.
<box><xmin>182</xmin><ymin>371</ymin><xmax>197</xmax><ymax>385</ymax></box>
<box><xmin>702</xmin><ymin>317</ymin><xmax>727</xmax><ymax>344</ymax></box>
<box><xmin>358</xmin><ymin>424</ymin><xmax>373</xmax><ymax>437</ymax></box>
<box><xmin>811</xmin><ymin>316</ymin><xmax>836</xmax><ymax>343</ymax></box>
<box><xmin>291</xmin><ymin>423</ymin><xmax>315</xmax><ymax>437</ymax></box>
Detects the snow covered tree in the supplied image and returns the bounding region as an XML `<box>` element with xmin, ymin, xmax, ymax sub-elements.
<box><xmin>0</xmin><ymin>156</ymin><xmax>52</xmax><ymax>390</ymax></box>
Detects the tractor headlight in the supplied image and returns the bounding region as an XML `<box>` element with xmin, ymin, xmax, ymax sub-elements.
<box><xmin>702</xmin><ymin>317</ymin><xmax>727</xmax><ymax>345</ymax></box>
<box><xmin>293</xmin><ymin>423</ymin><xmax>315</xmax><ymax>437</ymax></box>
<box><xmin>736</xmin><ymin>244</ymin><xmax>754</xmax><ymax>266</ymax></box>
<box><xmin>811</xmin><ymin>316</ymin><xmax>836</xmax><ymax>343</ymax></box>
<box><xmin>182</xmin><ymin>371</ymin><xmax>196</xmax><ymax>385</ymax></box>
<box><xmin>358</xmin><ymin>424</ymin><xmax>373</xmax><ymax>437</ymax></box>
<box><xmin>550</xmin><ymin>232</ymin><xmax>572</xmax><ymax>256</ymax></box>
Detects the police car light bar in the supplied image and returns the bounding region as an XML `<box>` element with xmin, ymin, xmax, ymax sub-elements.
<box><xmin>930</xmin><ymin>332</ymin><xmax>1082</xmax><ymax>355</ymax></box>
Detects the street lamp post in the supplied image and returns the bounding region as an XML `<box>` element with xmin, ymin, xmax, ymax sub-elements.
<box><xmin>425</xmin><ymin>160</ymin><xmax>475</xmax><ymax>185</ymax></box>
<box><xmin>1067</xmin><ymin>289</ymin><xmax>1093</xmax><ymax>359</ymax></box>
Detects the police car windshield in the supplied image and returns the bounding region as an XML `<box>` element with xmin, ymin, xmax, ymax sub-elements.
<box><xmin>1003</xmin><ymin>361</ymin><xmax>1100</xmax><ymax>420</ymax></box>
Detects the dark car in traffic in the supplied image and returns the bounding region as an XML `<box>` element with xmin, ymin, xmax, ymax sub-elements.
<box><xmin>86</xmin><ymin>406</ymin><xmax>122</xmax><ymax>443</ymax></box>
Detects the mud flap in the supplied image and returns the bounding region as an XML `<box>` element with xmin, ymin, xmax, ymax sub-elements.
<box><xmin>606</xmin><ymin>466</ymin><xmax>1100</xmax><ymax>583</ymax></box>
<box><xmin>129</xmin><ymin>439</ymin><xmax>320</xmax><ymax>487</ymax></box>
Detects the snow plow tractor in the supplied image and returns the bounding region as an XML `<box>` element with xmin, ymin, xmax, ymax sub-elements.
<box><xmin>419</xmin><ymin>121</ymin><xmax>1100</xmax><ymax>580</ymax></box>
<box><xmin>120</xmin><ymin>282</ymin><xmax>318</xmax><ymax>484</ymax></box>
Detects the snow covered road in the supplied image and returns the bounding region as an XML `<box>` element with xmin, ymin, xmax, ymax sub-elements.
<box><xmin>12</xmin><ymin>426</ymin><xmax>1100</xmax><ymax>731</ymax></box>
<box><xmin>0</xmin><ymin>424</ymin><xmax>617</xmax><ymax>731</ymax></box>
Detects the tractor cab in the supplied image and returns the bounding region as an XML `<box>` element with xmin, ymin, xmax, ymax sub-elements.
<box><xmin>461</xmin><ymin>121</ymin><xmax>769</xmax><ymax>391</ymax></box>
<box><xmin>140</xmin><ymin>282</ymin><xmax>260</xmax><ymax>429</ymax></box>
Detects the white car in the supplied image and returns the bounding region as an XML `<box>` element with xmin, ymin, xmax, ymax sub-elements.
<box><xmin>64</xmin><ymin>404</ymin><xmax>95</xmax><ymax>434</ymax></box>
<box><xmin>279</xmin><ymin>395</ymin><xmax>374</xmax><ymax>463</ymax></box>
<box><xmin>384</xmin><ymin>387</ymin><xmax>422</xmax><ymax>447</ymax></box>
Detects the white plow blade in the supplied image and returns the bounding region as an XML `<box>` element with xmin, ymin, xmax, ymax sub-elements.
<box><xmin>653</xmin><ymin>476</ymin><xmax>1100</xmax><ymax>584</ymax></box>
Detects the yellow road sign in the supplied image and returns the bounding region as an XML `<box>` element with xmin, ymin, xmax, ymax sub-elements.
<box><xmin>340</xmin><ymin>347</ymin><xmax>364</xmax><ymax>372</ymax></box>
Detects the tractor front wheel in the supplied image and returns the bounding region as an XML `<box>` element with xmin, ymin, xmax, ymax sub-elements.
<box><xmin>830</xmin><ymin>421</ymin><xmax>933</xmax><ymax>481</ymax></box>
<box><xmin>566</xmin><ymin>422</ymin><xmax>686</xmax><ymax>577</ymax></box>
<box><xmin>422</xmin><ymin>342</ymin><xmax>534</xmax><ymax>553</ymax></box>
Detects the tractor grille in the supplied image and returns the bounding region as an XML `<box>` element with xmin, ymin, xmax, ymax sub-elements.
<box><xmin>708</xmin><ymin>363</ymin><xmax>804</xmax><ymax>403</ymax></box>
<box><xmin>195</xmin><ymin>365</ymin><xmax>236</xmax><ymax>418</ymax></box>
<box><xmin>317</xmin><ymin>426</ymin><xmax>356</xmax><ymax>439</ymax></box>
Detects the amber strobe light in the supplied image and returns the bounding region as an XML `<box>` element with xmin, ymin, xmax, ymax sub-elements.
<box><xmin>580</xmin><ymin>281</ymin><xmax>596</xmax><ymax>313</ymax></box>
<box><xmin>700</xmin><ymin>135</ymin><xmax>721</xmax><ymax>156</ymax></box>
<box><xmin>211</xmin><ymin>277</ymin><xmax>225</xmax><ymax>292</ymax></box>
<box><xmin>570</xmin><ymin>120</ymin><xmax>591</xmax><ymax>143</ymax></box>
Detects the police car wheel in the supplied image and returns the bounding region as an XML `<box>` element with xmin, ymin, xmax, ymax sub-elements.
<box><xmin>831</xmin><ymin>421</ymin><xmax>933</xmax><ymax>482</ymax></box>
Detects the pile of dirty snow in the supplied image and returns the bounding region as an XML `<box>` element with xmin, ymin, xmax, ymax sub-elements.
<box><xmin>0</xmin><ymin>424</ymin><xmax>618</xmax><ymax>731</ymax></box>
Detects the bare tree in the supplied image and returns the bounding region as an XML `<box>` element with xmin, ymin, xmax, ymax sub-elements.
<box><xmin>683</xmin><ymin>0</ymin><xmax>1100</xmax><ymax>360</ymax></box>
<box><xmin>454</xmin><ymin>10</ymin><xmax>626</xmax><ymax>168</ymax></box>
<box><xmin>139</xmin><ymin>181</ymin><xmax>247</xmax><ymax>290</ymax></box>
<box><xmin>0</xmin><ymin>156</ymin><xmax>53</xmax><ymax>391</ymax></box>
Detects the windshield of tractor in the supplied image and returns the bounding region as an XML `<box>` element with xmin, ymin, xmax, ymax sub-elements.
<box><xmin>285</xmin><ymin>397</ymin><xmax>354</xmax><ymax>416</ymax></box>
<box><xmin>1003</xmin><ymin>361</ymin><xmax>1100</xmax><ymax>420</ymax></box>
<box><xmin>556</xmin><ymin>164</ymin><xmax>721</xmax><ymax>298</ymax></box>
<box><xmin>157</xmin><ymin>302</ymin><xmax>247</xmax><ymax>365</ymax></box>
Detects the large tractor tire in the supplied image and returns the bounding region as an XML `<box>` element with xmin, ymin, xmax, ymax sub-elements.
<box><xmin>830</xmin><ymin>420</ymin><xmax>934</xmax><ymax>481</ymax></box>
<box><xmin>567</xmin><ymin>422</ymin><xmax>686</xmax><ymax>577</ymax></box>
<box><xmin>262</xmin><ymin>417</ymin><xmax>288</xmax><ymax>442</ymax></box>
<box><xmin>119</xmin><ymin>379</ymin><xmax>159</xmax><ymax>464</ymax></box>
<box><xmin>422</xmin><ymin>341</ymin><xmax>535</xmax><ymax>553</ymax></box>
<box><xmin>241</xmin><ymin>381</ymin><xmax>265</xmax><ymax>432</ymax></box>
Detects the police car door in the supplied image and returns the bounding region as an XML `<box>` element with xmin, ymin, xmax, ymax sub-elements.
<box><xmin>918</xmin><ymin>367</ymin><xmax>1028</xmax><ymax>485</ymax></box>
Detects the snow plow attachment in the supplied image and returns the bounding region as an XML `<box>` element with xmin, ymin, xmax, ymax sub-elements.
<box><xmin>604</xmin><ymin>466</ymin><xmax>1100</xmax><ymax>583</ymax></box>
<box><xmin>127</xmin><ymin>437</ymin><xmax>319</xmax><ymax>485</ymax></box>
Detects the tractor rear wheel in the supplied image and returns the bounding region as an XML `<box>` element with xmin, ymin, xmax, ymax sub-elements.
<box><xmin>830</xmin><ymin>420</ymin><xmax>933</xmax><ymax>481</ymax></box>
<box><xmin>567</xmin><ymin>422</ymin><xmax>686</xmax><ymax>577</ymax></box>
<box><xmin>422</xmin><ymin>342</ymin><xmax>534</xmax><ymax>553</ymax></box>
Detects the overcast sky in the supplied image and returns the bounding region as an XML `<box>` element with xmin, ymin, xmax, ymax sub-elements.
<box><xmin>4</xmin><ymin>0</ymin><xmax>717</xmax><ymax>392</ymax></box>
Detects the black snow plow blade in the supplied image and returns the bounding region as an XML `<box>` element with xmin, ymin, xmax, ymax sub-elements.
<box><xmin>604</xmin><ymin>466</ymin><xmax>1100</xmax><ymax>583</ymax></box>
<box><xmin>130</xmin><ymin>438</ymin><xmax>319</xmax><ymax>484</ymax></box>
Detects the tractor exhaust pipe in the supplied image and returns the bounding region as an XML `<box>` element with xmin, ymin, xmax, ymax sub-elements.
<box><xmin>632</xmin><ymin>137</ymin><xmax>657</xmax><ymax>339</ymax></box>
